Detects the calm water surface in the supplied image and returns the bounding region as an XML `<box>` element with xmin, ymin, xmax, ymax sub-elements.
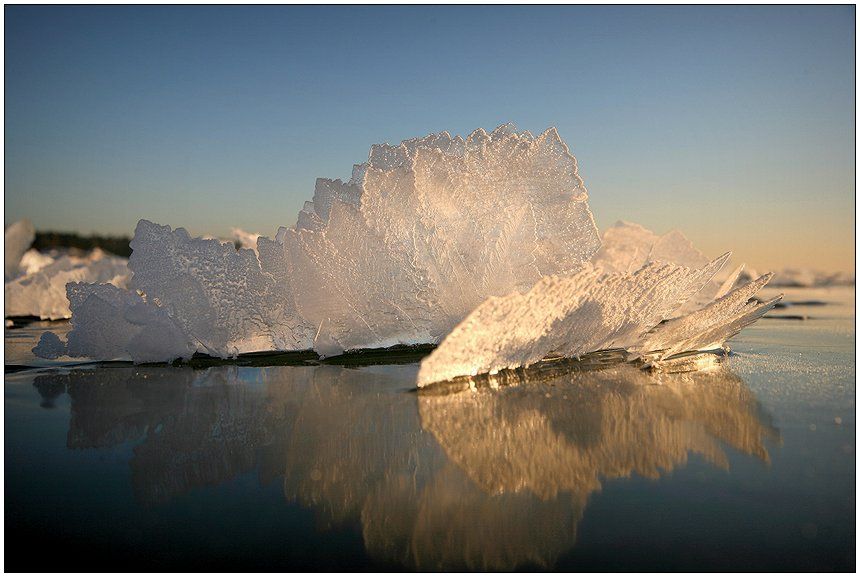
<box><xmin>4</xmin><ymin>288</ymin><xmax>855</xmax><ymax>571</ymax></box>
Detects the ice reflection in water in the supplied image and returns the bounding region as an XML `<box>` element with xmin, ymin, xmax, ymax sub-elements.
<box><xmin>33</xmin><ymin>362</ymin><xmax>779</xmax><ymax>570</ymax></box>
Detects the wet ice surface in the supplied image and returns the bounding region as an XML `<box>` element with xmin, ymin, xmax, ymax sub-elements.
<box><xmin>4</xmin><ymin>287</ymin><xmax>854</xmax><ymax>571</ymax></box>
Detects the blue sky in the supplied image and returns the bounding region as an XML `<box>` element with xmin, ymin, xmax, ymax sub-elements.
<box><xmin>5</xmin><ymin>5</ymin><xmax>855</xmax><ymax>271</ymax></box>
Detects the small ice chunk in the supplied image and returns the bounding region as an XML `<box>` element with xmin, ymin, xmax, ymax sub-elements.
<box><xmin>19</xmin><ymin>249</ymin><xmax>55</xmax><ymax>275</ymax></box>
<box><xmin>35</xmin><ymin>282</ymin><xmax>196</xmax><ymax>364</ymax></box>
<box><xmin>594</xmin><ymin>220</ymin><xmax>709</xmax><ymax>273</ymax></box>
<box><xmin>593</xmin><ymin>220</ymin><xmax>728</xmax><ymax>314</ymax></box>
<box><xmin>33</xmin><ymin>331</ymin><xmax>66</xmax><ymax>359</ymax></box>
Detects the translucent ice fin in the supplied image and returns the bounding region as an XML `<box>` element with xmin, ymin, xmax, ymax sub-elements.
<box><xmin>360</xmin><ymin>124</ymin><xmax>600</xmax><ymax>336</ymax></box>
<box><xmin>416</xmin><ymin>254</ymin><xmax>730</xmax><ymax>388</ymax></box>
<box><xmin>714</xmin><ymin>264</ymin><xmax>745</xmax><ymax>299</ymax></box>
<box><xmin>279</xmin><ymin>200</ymin><xmax>432</xmax><ymax>356</ymax></box>
<box><xmin>637</xmin><ymin>273</ymin><xmax>781</xmax><ymax>361</ymax></box>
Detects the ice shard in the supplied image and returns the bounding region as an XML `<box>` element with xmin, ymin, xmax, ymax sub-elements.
<box><xmin>416</xmin><ymin>255</ymin><xmax>731</xmax><ymax>387</ymax></box>
<box><xmin>636</xmin><ymin>273</ymin><xmax>782</xmax><ymax>362</ymax></box>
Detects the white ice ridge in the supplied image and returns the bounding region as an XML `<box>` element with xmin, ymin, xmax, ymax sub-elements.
<box><xmin>36</xmin><ymin>124</ymin><xmax>601</xmax><ymax>362</ymax></box>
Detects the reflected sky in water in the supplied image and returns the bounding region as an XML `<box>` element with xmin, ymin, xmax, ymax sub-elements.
<box><xmin>4</xmin><ymin>289</ymin><xmax>855</xmax><ymax>571</ymax></box>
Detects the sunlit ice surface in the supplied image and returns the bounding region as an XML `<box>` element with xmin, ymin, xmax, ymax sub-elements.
<box><xmin>4</xmin><ymin>286</ymin><xmax>854</xmax><ymax>571</ymax></box>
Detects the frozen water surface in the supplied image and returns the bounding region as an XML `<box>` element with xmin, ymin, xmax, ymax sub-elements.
<box><xmin>4</xmin><ymin>287</ymin><xmax>854</xmax><ymax>571</ymax></box>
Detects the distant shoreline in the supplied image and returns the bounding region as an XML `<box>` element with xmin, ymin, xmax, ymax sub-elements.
<box><xmin>32</xmin><ymin>231</ymin><xmax>132</xmax><ymax>258</ymax></box>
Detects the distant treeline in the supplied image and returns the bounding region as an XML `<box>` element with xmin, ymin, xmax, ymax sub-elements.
<box><xmin>33</xmin><ymin>232</ymin><xmax>132</xmax><ymax>258</ymax></box>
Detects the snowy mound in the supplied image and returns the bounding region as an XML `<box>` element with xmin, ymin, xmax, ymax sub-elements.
<box><xmin>4</xmin><ymin>220</ymin><xmax>130</xmax><ymax>320</ymax></box>
<box><xmin>33</xmin><ymin>123</ymin><xmax>779</xmax><ymax>375</ymax></box>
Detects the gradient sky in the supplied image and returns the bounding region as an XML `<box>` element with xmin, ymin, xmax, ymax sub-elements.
<box><xmin>5</xmin><ymin>5</ymin><xmax>855</xmax><ymax>272</ymax></box>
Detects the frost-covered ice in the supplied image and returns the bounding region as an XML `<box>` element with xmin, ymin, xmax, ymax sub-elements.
<box><xmin>37</xmin><ymin>124</ymin><xmax>600</xmax><ymax>362</ymax></box>
<box><xmin>34</xmin><ymin>282</ymin><xmax>195</xmax><ymax>363</ymax></box>
<box><xmin>34</xmin><ymin>124</ymin><xmax>778</xmax><ymax>373</ymax></box>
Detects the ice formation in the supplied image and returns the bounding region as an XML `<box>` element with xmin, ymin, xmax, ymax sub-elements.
<box><xmin>33</xmin><ymin>124</ymin><xmax>779</xmax><ymax>374</ymax></box>
<box><xmin>37</xmin><ymin>125</ymin><xmax>600</xmax><ymax>362</ymax></box>
<box><xmin>5</xmin><ymin>218</ymin><xmax>131</xmax><ymax>320</ymax></box>
<box><xmin>417</xmin><ymin>253</ymin><xmax>781</xmax><ymax>387</ymax></box>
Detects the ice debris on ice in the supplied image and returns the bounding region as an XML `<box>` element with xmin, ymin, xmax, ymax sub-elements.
<box><xmin>5</xmin><ymin>218</ymin><xmax>130</xmax><ymax>320</ymax></box>
<box><xmin>33</xmin><ymin>124</ymin><xmax>779</xmax><ymax>373</ymax></box>
<box><xmin>34</xmin><ymin>282</ymin><xmax>195</xmax><ymax>363</ymax></box>
<box><xmin>19</xmin><ymin>249</ymin><xmax>55</xmax><ymax>275</ymax></box>
<box><xmin>6</xmin><ymin>249</ymin><xmax>130</xmax><ymax>320</ymax></box>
